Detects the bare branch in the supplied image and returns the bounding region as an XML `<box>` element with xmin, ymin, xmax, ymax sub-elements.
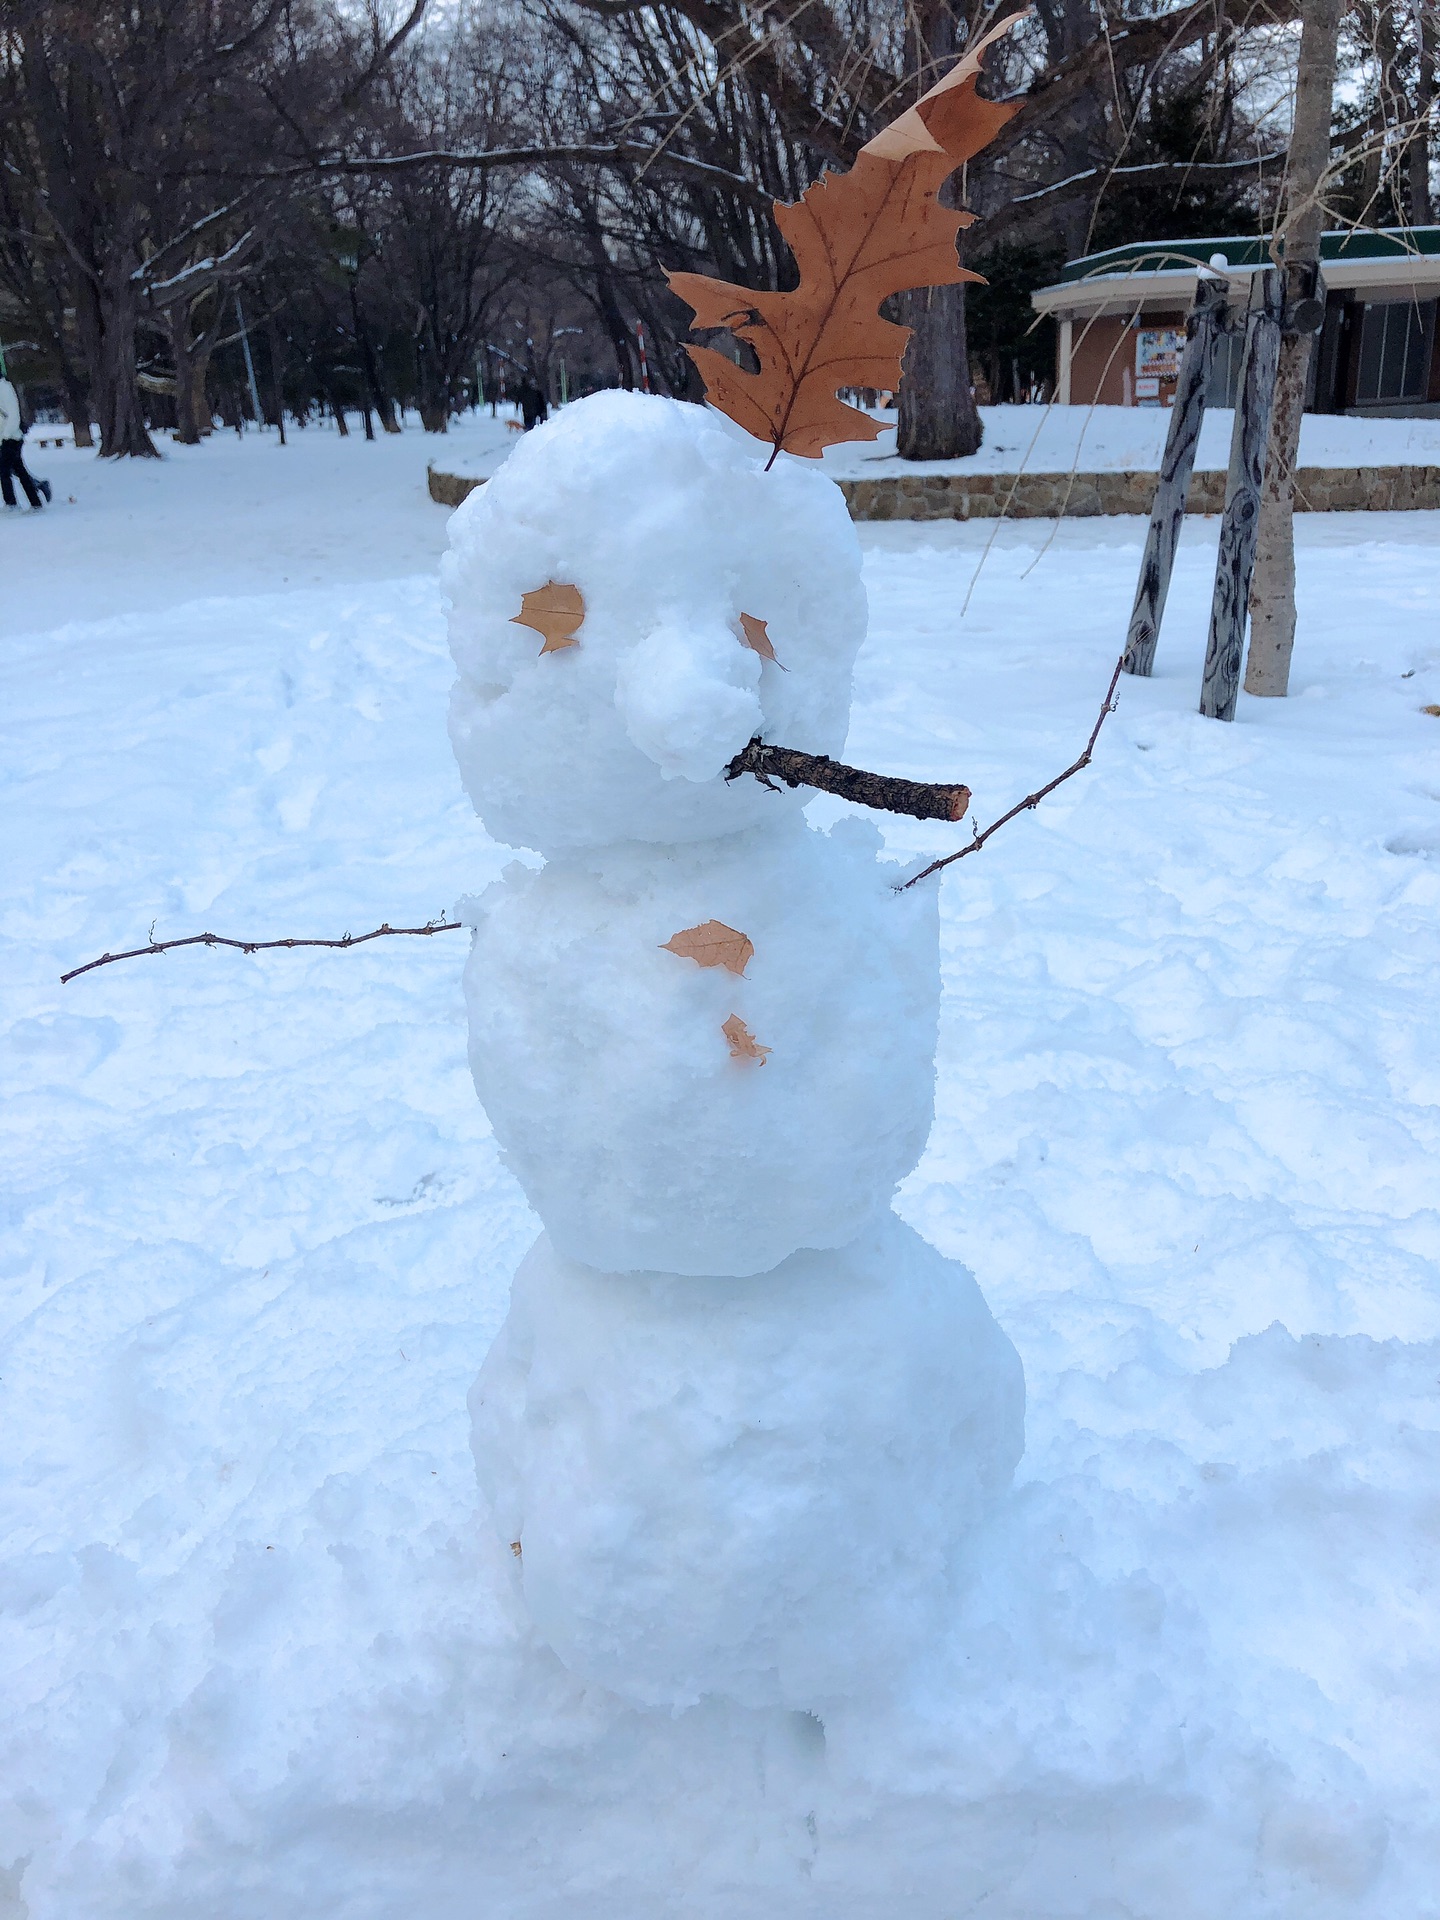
<box><xmin>61</xmin><ymin>916</ymin><xmax>463</xmax><ymax>986</ymax></box>
<box><xmin>266</xmin><ymin>141</ymin><xmax>770</xmax><ymax>204</ymax></box>
<box><xmin>898</xmin><ymin>651</ymin><xmax>1126</xmax><ymax>891</ymax></box>
<box><xmin>1004</xmin><ymin>148</ymin><xmax>1287</xmax><ymax>213</ymax></box>
<box><xmin>131</xmin><ymin>192</ymin><xmax>263</xmax><ymax>283</ymax></box>
<box><xmin>140</xmin><ymin>228</ymin><xmax>260</xmax><ymax>303</ymax></box>
<box><xmin>340</xmin><ymin>0</ymin><xmax>431</xmax><ymax>110</ymax></box>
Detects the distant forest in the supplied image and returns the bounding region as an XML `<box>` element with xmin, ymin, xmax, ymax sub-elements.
<box><xmin>2</xmin><ymin>1</ymin><xmax>1433</xmax><ymax>455</ymax></box>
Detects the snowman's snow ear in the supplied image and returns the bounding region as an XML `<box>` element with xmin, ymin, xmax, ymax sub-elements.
<box><xmin>512</xmin><ymin>582</ymin><xmax>585</xmax><ymax>654</ymax></box>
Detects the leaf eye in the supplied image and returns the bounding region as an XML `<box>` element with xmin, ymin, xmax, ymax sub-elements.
<box><xmin>512</xmin><ymin>582</ymin><xmax>584</xmax><ymax>654</ymax></box>
<box><xmin>738</xmin><ymin>612</ymin><xmax>785</xmax><ymax>668</ymax></box>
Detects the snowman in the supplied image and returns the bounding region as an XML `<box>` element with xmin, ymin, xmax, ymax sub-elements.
<box><xmin>442</xmin><ymin>390</ymin><xmax>1024</xmax><ymax>1713</ymax></box>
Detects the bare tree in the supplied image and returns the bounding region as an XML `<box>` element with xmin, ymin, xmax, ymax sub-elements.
<box><xmin>1245</xmin><ymin>0</ymin><xmax>1343</xmax><ymax>701</ymax></box>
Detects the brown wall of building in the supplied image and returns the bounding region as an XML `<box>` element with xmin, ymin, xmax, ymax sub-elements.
<box><xmin>1063</xmin><ymin>308</ymin><xmax>1189</xmax><ymax>406</ymax></box>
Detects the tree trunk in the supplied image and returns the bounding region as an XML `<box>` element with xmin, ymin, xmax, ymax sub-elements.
<box><xmin>1244</xmin><ymin>0</ymin><xmax>1342</xmax><ymax>698</ymax></box>
<box><xmin>190</xmin><ymin>346</ymin><xmax>213</xmax><ymax>436</ymax></box>
<box><xmin>897</xmin><ymin>279</ymin><xmax>982</xmax><ymax>457</ymax></box>
<box><xmin>92</xmin><ymin>268</ymin><xmax>158</xmax><ymax>458</ymax></box>
<box><xmin>349</xmin><ymin>282</ymin><xmax>397</xmax><ymax>435</ymax></box>
<box><xmin>265</xmin><ymin>313</ymin><xmax>287</xmax><ymax>445</ymax></box>
<box><xmin>170</xmin><ymin>306</ymin><xmax>202</xmax><ymax>445</ymax></box>
<box><xmin>1411</xmin><ymin>0</ymin><xmax>1435</xmax><ymax>224</ymax></box>
<box><xmin>895</xmin><ymin>2</ymin><xmax>983</xmax><ymax>461</ymax></box>
<box><xmin>58</xmin><ymin>351</ymin><xmax>92</xmax><ymax>449</ymax></box>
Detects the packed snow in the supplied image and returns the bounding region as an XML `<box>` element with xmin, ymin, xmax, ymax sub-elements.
<box><xmin>454</xmin><ymin>391</ymin><xmax>998</xmax><ymax>1697</ymax></box>
<box><xmin>445</xmin><ymin>393</ymin><xmax>866</xmax><ymax>845</ymax></box>
<box><xmin>474</xmin><ymin>1214</ymin><xmax>1023</xmax><ymax>1711</ymax></box>
<box><xmin>464</xmin><ymin>817</ymin><xmax>940</xmax><ymax>1277</ymax></box>
<box><xmin>3</xmin><ymin>413</ymin><xmax>1440</xmax><ymax>1918</ymax></box>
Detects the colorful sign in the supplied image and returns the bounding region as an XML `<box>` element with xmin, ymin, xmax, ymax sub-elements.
<box><xmin>1133</xmin><ymin>327</ymin><xmax>1183</xmax><ymax>406</ymax></box>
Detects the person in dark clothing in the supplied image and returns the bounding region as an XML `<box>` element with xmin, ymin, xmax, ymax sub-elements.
<box><xmin>0</xmin><ymin>373</ymin><xmax>51</xmax><ymax>509</ymax></box>
<box><xmin>519</xmin><ymin>376</ymin><xmax>548</xmax><ymax>431</ymax></box>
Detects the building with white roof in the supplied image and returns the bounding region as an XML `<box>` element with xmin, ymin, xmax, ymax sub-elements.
<box><xmin>1030</xmin><ymin>228</ymin><xmax>1440</xmax><ymax>416</ymax></box>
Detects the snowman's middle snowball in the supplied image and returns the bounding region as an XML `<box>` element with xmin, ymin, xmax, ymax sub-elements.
<box><xmin>462</xmin><ymin>816</ymin><xmax>939</xmax><ymax>1277</ymax></box>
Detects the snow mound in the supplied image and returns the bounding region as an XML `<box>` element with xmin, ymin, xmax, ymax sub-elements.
<box><xmin>461</xmin><ymin>816</ymin><xmax>939</xmax><ymax>1275</ymax></box>
<box><xmin>443</xmin><ymin>390</ymin><xmax>866</xmax><ymax>852</ymax></box>
<box><xmin>472</xmin><ymin>1211</ymin><xmax>1025</xmax><ymax>1711</ymax></box>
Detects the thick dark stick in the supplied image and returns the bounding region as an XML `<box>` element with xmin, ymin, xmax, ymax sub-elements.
<box><xmin>724</xmin><ymin>739</ymin><xmax>971</xmax><ymax>823</ymax></box>
<box><xmin>897</xmin><ymin>650</ymin><xmax>1125</xmax><ymax>891</ymax></box>
<box><xmin>1123</xmin><ymin>274</ymin><xmax>1226</xmax><ymax>678</ymax></box>
<box><xmin>61</xmin><ymin>917</ymin><xmax>463</xmax><ymax>985</ymax></box>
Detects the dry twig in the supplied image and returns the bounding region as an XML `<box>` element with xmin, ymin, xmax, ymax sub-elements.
<box><xmin>66</xmin><ymin>656</ymin><xmax>1121</xmax><ymax>981</ymax></box>
<box><xmin>61</xmin><ymin>916</ymin><xmax>462</xmax><ymax>986</ymax></box>
<box><xmin>897</xmin><ymin>649</ymin><xmax>1125</xmax><ymax>890</ymax></box>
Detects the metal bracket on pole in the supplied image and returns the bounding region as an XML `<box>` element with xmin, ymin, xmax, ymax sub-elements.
<box><xmin>1198</xmin><ymin>266</ymin><xmax>1285</xmax><ymax>722</ymax></box>
<box><xmin>1122</xmin><ymin>274</ymin><xmax>1228</xmax><ymax>678</ymax></box>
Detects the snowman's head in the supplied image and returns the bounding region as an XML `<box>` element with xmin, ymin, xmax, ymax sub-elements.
<box><xmin>443</xmin><ymin>391</ymin><xmax>866</xmax><ymax>854</ymax></box>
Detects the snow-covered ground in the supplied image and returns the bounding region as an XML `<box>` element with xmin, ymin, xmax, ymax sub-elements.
<box><xmin>816</xmin><ymin>402</ymin><xmax>1440</xmax><ymax>476</ymax></box>
<box><xmin>430</xmin><ymin>401</ymin><xmax>1440</xmax><ymax>484</ymax></box>
<box><xmin>3</xmin><ymin>425</ymin><xmax>1440</xmax><ymax>1917</ymax></box>
<box><xmin>6</xmin><ymin>409</ymin><xmax>516</xmax><ymax>631</ymax></box>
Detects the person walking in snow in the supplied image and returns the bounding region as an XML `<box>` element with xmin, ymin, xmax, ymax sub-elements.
<box><xmin>1</xmin><ymin>369</ymin><xmax>51</xmax><ymax>510</ymax></box>
<box><xmin>519</xmin><ymin>376</ymin><xmax>547</xmax><ymax>432</ymax></box>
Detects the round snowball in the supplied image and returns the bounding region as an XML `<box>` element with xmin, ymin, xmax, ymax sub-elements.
<box><xmin>461</xmin><ymin>817</ymin><xmax>939</xmax><ymax>1277</ymax></box>
<box><xmin>472</xmin><ymin>1212</ymin><xmax>1026</xmax><ymax>1712</ymax></box>
<box><xmin>443</xmin><ymin>391</ymin><xmax>867</xmax><ymax>853</ymax></box>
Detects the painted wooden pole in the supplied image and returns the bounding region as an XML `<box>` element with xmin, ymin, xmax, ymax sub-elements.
<box><xmin>1199</xmin><ymin>267</ymin><xmax>1284</xmax><ymax>722</ymax></box>
<box><xmin>1122</xmin><ymin>275</ymin><xmax>1227</xmax><ymax>678</ymax></box>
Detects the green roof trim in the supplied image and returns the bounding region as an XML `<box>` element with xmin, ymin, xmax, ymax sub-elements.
<box><xmin>1056</xmin><ymin>227</ymin><xmax>1440</xmax><ymax>284</ymax></box>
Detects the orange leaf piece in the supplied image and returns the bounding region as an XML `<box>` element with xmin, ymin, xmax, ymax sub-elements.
<box><xmin>722</xmin><ymin>1014</ymin><xmax>770</xmax><ymax>1063</ymax></box>
<box><xmin>512</xmin><ymin>581</ymin><xmax>585</xmax><ymax>653</ymax></box>
<box><xmin>666</xmin><ymin>12</ymin><xmax>1023</xmax><ymax>461</ymax></box>
<box><xmin>662</xmin><ymin>920</ymin><xmax>754</xmax><ymax>976</ymax></box>
<box><xmin>738</xmin><ymin>612</ymin><xmax>784</xmax><ymax>668</ymax></box>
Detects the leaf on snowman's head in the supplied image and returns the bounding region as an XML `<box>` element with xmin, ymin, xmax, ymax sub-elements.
<box><xmin>738</xmin><ymin>613</ymin><xmax>785</xmax><ymax>669</ymax></box>
<box><xmin>662</xmin><ymin>920</ymin><xmax>754</xmax><ymax>976</ymax></box>
<box><xmin>665</xmin><ymin>11</ymin><xmax>1024</xmax><ymax>461</ymax></box>
<box><xmin>722</xmin><ymin>1014</ymin><xmax>770</xmax><ymax>1063</ymax></box>
<box><xmin>512</xmin><ymin>581</ymin><xmax>585</xmax><ymax>653</ymax></box>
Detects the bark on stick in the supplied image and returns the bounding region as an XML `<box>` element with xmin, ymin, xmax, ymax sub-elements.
<box><xmin>724</xmin><ymin>740</ymin><xmax>971</xmax><ymax>823</ymax></box>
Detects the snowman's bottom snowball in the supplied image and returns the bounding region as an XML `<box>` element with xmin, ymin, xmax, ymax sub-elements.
<box><xmin>470</xmin><ymin>1211</ymin><xmax>1025</xmax><ymax>1713</ymax></box>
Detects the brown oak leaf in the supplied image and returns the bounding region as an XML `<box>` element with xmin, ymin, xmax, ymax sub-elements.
<box><xmin>666</xmin><ymin>12</ymin><xmax>1022</xmax><ymax>461</ymax></box>
<box><xmin>512</xmin><ymin>581</ymin><xmax>585</xmax><ymax>653</ymax></box>
<box><xmin>738</xmin><ymin>612</ymin><xmax>785</xmax><ymax>668</ymax></box>
<box><xmin>661</xmin><ymin>920</ymin><xmax>755</xmax><ymax>976</ymax></box>
<box><xmin>722</xmin><ymin>1014</ymin><xmax>771</xmax><ymax>1063</ymax></box>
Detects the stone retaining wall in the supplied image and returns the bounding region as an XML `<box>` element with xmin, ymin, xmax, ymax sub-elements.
<box><xmin>428</xmin><ymin>466</ymin><xmax>485</xmax><ymax>508</ymax></box>
<box><xmin>428</xmin><ymin>461</ymin><xmax>1440</xmax><ymax>519</ymax></box>
<box><xmin>838</xmin><ymin>464</ymin><xmax>1440</xmax><ymax>520</ymax></box>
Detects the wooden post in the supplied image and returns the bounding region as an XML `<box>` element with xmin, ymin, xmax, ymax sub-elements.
<box><xmin>1198</xmin><ymin>267</ymin><xmax>1284</xmax><ymax>722</ymax></box>
<box><xmin>1122</xmin><ymin>275</ymin><xmax>1227</xmax><ymax>678</ymax></box>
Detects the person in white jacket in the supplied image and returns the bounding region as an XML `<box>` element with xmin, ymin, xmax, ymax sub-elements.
<box><xmin>1</xmin><ymin>374</ymin><xmax>50</xmax><ymax>510</ymax></box>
